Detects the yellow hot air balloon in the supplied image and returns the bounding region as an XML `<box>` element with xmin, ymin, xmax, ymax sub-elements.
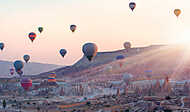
<box><xmin>174</xmin><ymin>9</ymin><xmax>181</xmax><ymax>18</ymax></box>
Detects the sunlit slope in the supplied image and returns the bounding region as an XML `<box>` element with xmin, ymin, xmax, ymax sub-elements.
<box><xmin>58</xmin><ymin>45</ymin><xmax>190</xmax><ymax>82</ymax></box>
<box><xmin>34</xmin><ymin>45</ymin><xmax>166</xmax><ymax>79</ymax></box>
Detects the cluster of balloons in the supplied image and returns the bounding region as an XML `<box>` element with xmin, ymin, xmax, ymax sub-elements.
<box><xmin>0</xmin><ymin>1</ymin><xmax>183</xmax><ymax>92</ymax></box>
<box><xmin>59</xmin><ymin>42</ymin><xmax>98</xmax><ymax>62</ymax></box>
<box><xmin>128</xmin><ymin>2</ymin><xmax>181</xmax><ymax>18</ymax></box>
<box><xmin>28</xmin><ymin>27</ymin><xmax>43</xmax><ymax>43</ymax></box>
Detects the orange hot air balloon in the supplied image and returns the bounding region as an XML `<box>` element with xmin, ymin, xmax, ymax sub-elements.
<box><xmin>174</xmin><ymin>9</ymin><xmax>181</xmax><ymax>18</ymax></box>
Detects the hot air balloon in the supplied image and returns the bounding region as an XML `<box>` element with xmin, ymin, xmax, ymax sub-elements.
<box><xmin>129</xmin><ymin>2</ymin><xmax>136</xmax><ymax>11</ymax></box>
<box><xmin>48</xmin><ymin>73</ymin><xmax>57</xmax><ymax>86</ymax></box>
<box><xmin>70</xmin><ymin>25</ymin><xmax>77</xmax><ymax>32</ymax></box>
<box><xmin>0</xmin><ymin>42</ymin><xmax>4</xmax><ymax>51</ymax></box>
<box><xmin>59</xmin><ymin>49</ymin><xmax>67</xmax><ymax>58</ymax></box>
<box><xmin>82</xmin><ymin>43</ymin><xmax>98</xmax><ymax>61</ymax></box>
<box><xmin>174</xmin><ymin>9</ymin><xmax>181</xmax><ymax>18</ymax></box>
<box><xmin>10</xmin><ymin>68</ymin><xmax>14</xmax><ymax>75</ymax></box>
<box><xmin>124</xmin><ymin>42</ymin><xmax>131</xmax><ymax>50</ymax></box>
<box><xmin>38</xmin><ymin>27</ymin><xmax>43</xmax><ymax>33</ymax></box>
<box><xmin>13</xmin><ymin>60</ymin><xmax>24</xmax><ymax>72</ymax></box>
<box><xmin>116</xmin><ymin>55</ymin><xmax>125</xmax><ymax>67</ymax></box>
<box><xmin>23</xmin><ymin>55</ymin><xmax>30</xmax><ymax>63</ymax></box>
<box><xmin>21</xmin><ymin>77</ymin><xmax>32</xmax><ymax>91</ymax></box>
<box><xmin>28</xmin><ymin>32</ymin><xmax>36</xmax><ymax>42</ymax></box>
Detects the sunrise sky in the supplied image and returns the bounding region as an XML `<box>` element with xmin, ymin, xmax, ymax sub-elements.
<box><xmin>0</xmin><ymin>0</ymin><xmax>190</xmax><ymax>65</ymax></box>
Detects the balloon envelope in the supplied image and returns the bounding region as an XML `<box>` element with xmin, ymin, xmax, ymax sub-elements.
<box><xmin>23</xmin><ymin>55</ymin><xmax>30</xmax><ymax>63</ymax></box>
<box><xmin>28</xmin><ymin>32</ymin><xmax>36</xmax><ymax>42</ymax></box>
<box><xmin>13</xmin><ymin>60</ymin><xmax>24</xmax><ymax>71</ymax></box>
<box><xmin>0</xmin><ymin>43</ymin><xmax>4</xmax><ymax>51</ymax></box>
<box><xmin>124</xmin><ymin>42</ymin><xmax>131</xmax><ymax>50</ymax></box>
<box><xmin>60</xmin><ymin>49</ymin><xmax>67</xmax><ymax>58</ymax></box>
<box><xmin>82</xmin><ymin>43</ymin><xmax>98</xmax><ymax>61</ymax></box>
<box><xmin>129</xmin><ymin>2</ymin><xmax>136</xmax><ymax>11</ymax></box>
<box><xmin>70</xmin><ymin>25</ymin><xmax>77</xmax><ymax>32</ymax></box>
<box><xmin>174</xmin><ymin>9</ymin><xmax>181</xmax><ymax>17</ymax></box>
<box><xmin>21</xmin><ymin>78</ymin><xmax>32</xmax><ymax>91</ymax></box>
<box><xmin>38</xmin><ymin>27</ymin><xmax>43</xmax><ymax>33</ymax></box>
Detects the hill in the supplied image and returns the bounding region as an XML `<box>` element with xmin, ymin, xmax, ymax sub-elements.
<box><xmin>0</xmin><ymin>61</ymin><xmax>61</xmax><ymax>78</ymax></box>
<box><xmin>33</xmin><ymin>45</ymin><xmax>173</xmax><ymax>80</ymax></box>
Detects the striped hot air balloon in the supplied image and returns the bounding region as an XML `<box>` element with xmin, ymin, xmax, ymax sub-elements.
<box><xmin>48</xmin><ymin>72</ymin><xmax>56</xmax><ymax>82</ymax></box>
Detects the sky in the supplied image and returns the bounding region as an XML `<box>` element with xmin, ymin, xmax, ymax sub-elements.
<box><xmin>0</xmin><ymin>0</ymin><xmax>190</xmax><ymax>65</ymax></box>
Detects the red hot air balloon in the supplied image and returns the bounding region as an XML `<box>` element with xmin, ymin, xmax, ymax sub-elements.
<box><xmin>21</xmin><ymin>78</ymin><xmax>32</xmax><ymax>91</ymax></box>
<box><xmin>28</xmin><ymin>32</ymin><xmax>37</xmax><ymax>42</ymax></box>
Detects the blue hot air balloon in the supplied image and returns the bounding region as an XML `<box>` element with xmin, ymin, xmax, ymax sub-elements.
<box><xmin>82</xmin><ymin>43</ymin><xmax>98</xmax><ymax>61</ymax></box>
<box><xmin>13</xmin><ymin>60</ymin><xmax>24</xmax><ymax>71</ymax></box>
<box><xmin>129</xmin><ymin>2</ymin><xmax>136</xmax><ymax>11</ymax></box>
<box><xmin>59</xmin><ymin>49</ymin><xmax>67</xmax><ymax>58</ymax></box>
<box><xmin>0</xmin><ymin>42</ymin><xmax>4</xmax><ymax>51</ymax></box>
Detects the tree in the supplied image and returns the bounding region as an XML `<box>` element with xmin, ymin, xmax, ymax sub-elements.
<box><xmin>3</xmin><ymin>99</ymin><xmax>6</xmax><ymax>109</ymax></box>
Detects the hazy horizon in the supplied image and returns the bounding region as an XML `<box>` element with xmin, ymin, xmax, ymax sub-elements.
<box><xmin>1</xmin><ymin>0</ymin><xmax>190</xmax><ymax>65</ymax></box>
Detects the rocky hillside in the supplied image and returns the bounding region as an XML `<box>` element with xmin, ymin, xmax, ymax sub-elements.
<box><xmin>32</xmin><ymin>45</ymin><xmax>167</xmax><ymax>79</ymax></box>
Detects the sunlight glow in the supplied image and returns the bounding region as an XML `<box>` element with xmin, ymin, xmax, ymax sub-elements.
<box><xmin>172</xmin><ymin>29</ymin><xmax>190</xmax><ymax>47</ymax></box>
